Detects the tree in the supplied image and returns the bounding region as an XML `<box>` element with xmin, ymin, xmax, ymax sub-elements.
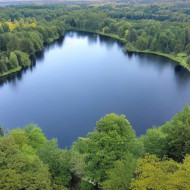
<box><xmin>136</xmin><ymin>36</ymin><xmax>148</xmax><ymax>50</ymax></box>
<box><xmin>163</xmin><ymin>105</ymin><xmax>190</xmax><ymax>162</ymax></box>
<box><xmin>2</xmin><ymin>23</ymin><xmax>10</xmax><ymax>32</ymax></box>
<box><xmin>102</xmin><ymin>153</ymin><xmax>136</xmax><ymax>190</ymax></box>
<box><xmin>0</xmin><ymin>136</ymin><xmax>51</xmax><ymax>190</ymax></box>
<box><xmin>38</xmin><ymin>139</ymin><xmax>72</xmax><ymax>188</ymax></box>
<box><xmin>15</xmin><ymin>51</ymin><xmax>31</xmax><ymax>67</ymax></box>
<box><xmin>7</xmin><ymin>34</ymin><xmax>19</xmax><ymax>52</ymax></box>
<box><xmin>73</xmin><ymin>114</ymin><xmax>137</xmax><ymax>186</ymax></box>
<box><xmin>29</xmin><ymin>32</ymin><xmax>43</xmax><ymax>52</ymax></box>
<box><xmin>0</xmin><ymin>54</ymin><xmax>8</xmax><ymax>73</ymax></box>
<box><xmin>126</xmin><ymin>29</ymin><xmax>137</xmax><ymax>42</ymax></box>
<box><xmin>187</xmin><ymin>56</ymin><xmax>190</xmax><ymax>65</ymax></box>
<box><xmin>10</xmin><ymin>129</ymin><xmax>28</xmax><ymax>146</ymax></box>
<box><xmin>9</xmin><ymin>52</ymin><xmax>19</xmax><ymax>69</ymax></box>
<box><xmin>24</xmin><ymin>124</ymin><xmax>47</xmax><ymax>150</ymax></box>
<box><xmin>18</xmin><ymin>38</ymin><xmax>35</xmax><ymax>55</ymax></box>
<box><xmin>142</xmin><ymin>127</ymin><xmax>167</xmax><ymax>158</ymax></box>
<box><xmin>0</xmin><ymin>125</ymin><xmax>4</xmax><ymax>136</ymax></box>
<box><xmin>102</xmin><ymin>26</ymin><xmax>109</xmax><ymax>33</ymax></box>
<box><xmin>131</xmin><ymin>154</ymin><xmax>190</xmax><ymax>190</ymax></box>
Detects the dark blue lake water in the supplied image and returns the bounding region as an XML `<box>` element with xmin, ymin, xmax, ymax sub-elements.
<box><xmin>0</xmin><ymin>31</ymin><xmax>190</xmax><ymax>148</ymax></box>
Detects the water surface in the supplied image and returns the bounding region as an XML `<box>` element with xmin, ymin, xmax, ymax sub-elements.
<box><xmin>0</xmin><ymin>31</ymin><xmax>190</xmax><ymax>148</ymax></box>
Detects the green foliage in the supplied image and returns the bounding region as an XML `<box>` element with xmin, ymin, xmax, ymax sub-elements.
<box><xmin>187</xmin><ymin>56</ymin><xmax>190</xmax><ymax>65</ymax></box>
<box><xmin>69</xmin><ymin>150</ymin><xmax>85</xmax><ymax>179</ymax></box>
<box><xmin>10</xmin><ymin>128</ymin><xmax>28</xmax><ymax>146</ymax></box>
<box><xmin>15</xmin><ymin>51</ymin><xmax>31</xmax><ymax>67</ymax></box>
<box><xmin>136</xmin><ymin>36</ymin><xmax>148</xmax><ymax>50</ymax></box>
<box><xmin>18</xmin><ymin>38</ymin><xmax>35</xmax><ymax>55</ymax></box>
<box><xmin>24</xmin><ymin>124</ymin><xmax>47</xmax><ymax>150</ymax></box>
<box><xmin>2</xmin><ymin>23</ymin><xmax>10</xmax><ymax>32</ymax></box>
<box><xmin>9</xmin><ymin>52</ymin><xmax>19</xmax><ymax>69</ymax></box>
<box><xmin>38</xmin><ymin>139</ymin><xmax>72</xmax><ymax>188</ymax></box>
<box><xmin>163</xmin><ymin>105</ymin><xmax>190</xmax><ymax>162</ymax></box>
<box><xmin>0</xmin><ymin>124</ymin><xmax>4</xmax><ymax>136</ymax></box>
<box><xmin>142</xmin><ymin>126</ymin><xmax>167</xmax><ymax>158</ymax></box>
<box><xmin>1</xmin><ymin>3</ymin><xmax>190</xmax><ymax>75</ymax></box>
<box><xmin>102</xmin><ymin>153</ymin><xmax>137</xmax><ymax>190</ymax></box>
<box><xmin>0</xmin><ymin>104</ymin><xmax>190</xmax><ymax>189</ymax></box>
<box><xmin>73</xmin><ymin>113</ymin><xmax>137</xmax><ymax>186</ymax></box>
<box><xmin>0</xmin><ymin>54</ymin><xmax>8</xmax><ymax>73</ymax></box>
<box><xmin>102</xmin><ymin>26</ymin><xmax>109</xmax><ymax>34</ymax></box>
<box><xmin>80</xmin><ymin>180</ymin><xmax>95</xmax><ymax>190</ymax></box>
<box><xmin>0</xmin><ymin>136</ymin><xmax>51</xmax><ymax>190</ymax></box>
<box><xmin>131</xmin><ymin>154</ymin><xmax>190</xmax><ymax>190</ymax></box>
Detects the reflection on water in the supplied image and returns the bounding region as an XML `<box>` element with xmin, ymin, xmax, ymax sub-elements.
<box><xmin>0</xmin><ymin>31</ymin><xmax>190</xmax><ymax>148</ymax></box>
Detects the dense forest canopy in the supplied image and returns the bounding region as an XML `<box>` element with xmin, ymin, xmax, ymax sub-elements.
<box><xmin>0</xmin><ymin>105</ymin><xmax>190</xmax><ymax>189</ymax></box>
<box><xmin>0</xmin><ymin>2</ymin><xmax>190</xmax><ymax>76</ymax></box>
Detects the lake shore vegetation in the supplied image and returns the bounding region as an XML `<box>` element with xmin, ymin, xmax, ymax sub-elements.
<box><xmin>0</xmin><ymin>104</ymin><xmax>190</xmax><ymax>189</ymax></box>
<box><xmin>1</xmin><ymin>2</ymin><xmax>190</xmax><ymax>77</ymax></box>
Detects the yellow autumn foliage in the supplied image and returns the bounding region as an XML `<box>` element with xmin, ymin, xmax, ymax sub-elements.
<box><xmin>5</xmin><ymin>22</ymin><xmax>19</xmax><ymax>31</ymax></box>
<box><xmin>0</xmin><ymin>21</ymin><xmax>36</xmax><ymax>31</ymax></box>
<box><xmin>23</xmin><ymin>23</ymin><xmax>36</xmax><ymax>28</ymax></box>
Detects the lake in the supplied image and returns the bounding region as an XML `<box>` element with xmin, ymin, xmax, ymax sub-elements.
<box><xmin>0</xmin><ymin>31</ymin><xmax>190</xmax><ymax>148</ymax></box>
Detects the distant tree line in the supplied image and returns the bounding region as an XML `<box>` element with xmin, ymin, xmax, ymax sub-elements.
<box><xmin>1</xmin><ymin>3</ymin><xmax>190</xmax><ymax>76</ymax></box>
<box><xmin>0</xmin><ymin>104</ymin><xmax>190</xmax><ymax>190</ymax></box>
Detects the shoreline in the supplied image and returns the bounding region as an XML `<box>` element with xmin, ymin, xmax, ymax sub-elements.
<box><xmin>1</xmin><ymin>28</ymin><xmax>190</xmax><ymax>78</ymax></box>
<box><xmin>68</xmin><ymin>28</ymin><xmax>190</xmax><ymax>71</ymax></box>
<box><xmin>0</xmin><ymin>35</ymin><xmax>61</xmax><ymax>78</ymax></box>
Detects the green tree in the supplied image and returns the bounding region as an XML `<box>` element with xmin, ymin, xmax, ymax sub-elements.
<box><xmin>7</xmin><ymin>34</ymin><xmax>19</xmax><ymax>52</ymax></box>
<box><xmin>0</xmin><ymin>54</ymin><xmax>8</xmax><ymax>73</ymax></box>
<box><xmin>73</xmin><ymin>114</ymin><xmax>136</xmax><ymax>186</ymax></box>
<box><xmin>142</xmin><ymin>127</ymin><xmax>167</xmax><ymax>158</ymax></box>
<box><xmin>38</xmin><ymin>139</ymin><xmax>72</xmax><ymax>188</ymax></box>
<box><xmin>102</xmin><ymin>153</ymin><xmax>137</xmax><ymax>190</ymax></box>
<box><xmin>9</xmin><ymin>52</ymin><xmax>19</xmax><ymax>69</ymax></box>
<box><xmin>2</xmin><ymin>23</ymin><xmax>10</xmax><ymax>32</ymax></box>
<box><xmin>18</xmin><ymin>38</ymin><xmax>35</xmax><ymax>55</ymax></box>
<box><xmin>0</xmin><ymin>125</ymin><xmax>4</xmax><ymax>136</ymax></box>
<box><xmin>187</xmin><ymin>56</ymin><xmax>190</xmax><ymax>65</ymax></box>
<box><xmin>163</xmin><ymin>105</ymin><xmax>190</xmax><ymax>162</ymax></box>
<box><xmin>131</xmin><ymin>154</ymin><xmax>190</xmax><ymax>190</ymax></box>
<box><xmin>24</xmin><ymin>124</ymin><xmax>47</xmax><ymax>150</ymax></box>
<box><xmin>15</xmin><ymin>51</ymin><xmax>31</xmax><ymax>67</ymax></box>
<box><xmin>136</xmin><ymin>36</ymin><xmax>148</xmax><ymax>50</ymax></box>
<box><xmin>0</xmin><ymin>136</ymin><xmax>51</xmax><ymax>190</ymax></box>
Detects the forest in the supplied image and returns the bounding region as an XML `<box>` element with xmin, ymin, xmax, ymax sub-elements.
<box><xmin>0</xmin><ymin>104</ymin><xmax>190</xmax><ymax>189</ymax></box>
<box><xmin>1</xmin><ymin>2</ymin><xmax>190</xmax><ymax>76</ymax></box>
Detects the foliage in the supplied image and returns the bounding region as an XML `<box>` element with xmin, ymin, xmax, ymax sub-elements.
<box><xmin>163</xmin><ymin>105</ymin><xmax>190</xmax><ymax>162</ymax></box>
<box><xmin>102</xmin><ymin>153</ymin><xmax>137</xmax><ymax>190</ymax></box>
<box><xmin>0</xmin><ymin>124</ymin><xmax>4</xmax><ymax>136</ymax></box>
<box><xmin>130</xmin><ymin>154</ymin><xmax>190</xmax><ymax>190</ymax></box>
<box><xmin>142</xmin><ymin>126</ymin><xmax>167</xmax><ymax>158</ymax></box>
<box><xmin>0</xmin><ymin>136</ymin><xmax>51</xmax><ymax>190</ymax></box>
<box><xmin>38</xmin><ymin>139</ymin><xmax>72</xmax><ymax>188</ymax></box>
<box><xmin>1</xmin><ymin>2</ymin><xmax>190</xmax><ymax>75</ymax></box>
<box><xmin>9</xmin><ymin>52</ymin><xmax>19</xmax><ymax>69</ymax></box>
<box><xmin>72</xmin><ymin>113</ymin><xmax>139</xmax><ymax>186</ymax></box>
<box><xmin>187</xmin><ymin>56</ymin><xmax>190</xmax><ymax>65</ymax></box>
<box><xmin>0</xmin><ymin>104</ymin><xmax>190</xmax><ymax>189</ymax></box>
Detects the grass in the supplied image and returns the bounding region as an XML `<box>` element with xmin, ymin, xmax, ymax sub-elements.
<box><xmin>128</xmin><ymin>49</ymin><xmax>190</xmax><ymax>72</ymax></box>
<box><xmin>46</xmin><ymin>35</ymin><xmax>60</xmax><ymax>44</ymax></box>
<box><xmin>0</xmin><ymin>66</ymin><xmax>22</xmax><ymax>77</ymax></box>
